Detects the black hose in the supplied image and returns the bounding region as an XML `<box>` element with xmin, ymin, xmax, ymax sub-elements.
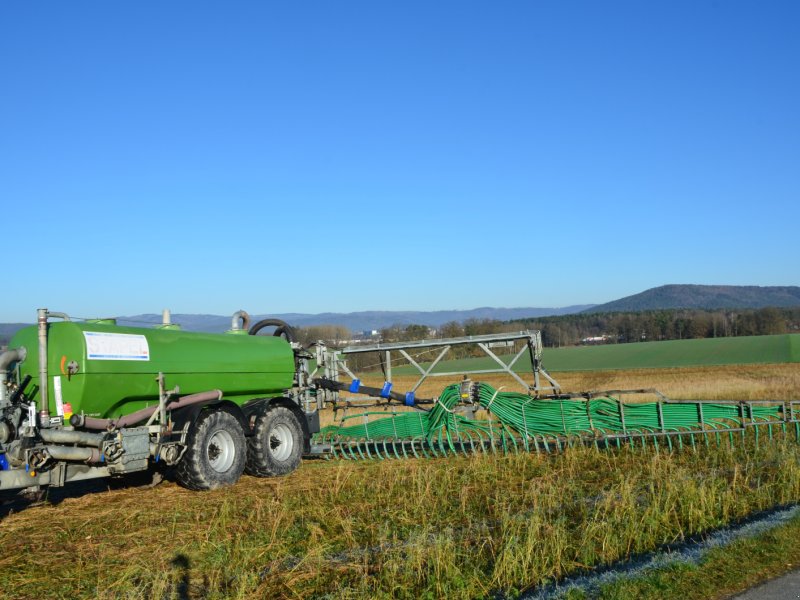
<box><xmin>9</xmin><ymin>375</ymin><xmax>31</xmax><ymax>404</ymax></box>
<box><xmin>313</xmin><ymin>377</ymin><xmax>432</xmax><ymax>406</ymax></box>
<box><xmin>248</xmin><ymin>319</ymin><xmax>297</xmax><ymax>343</ymax></box>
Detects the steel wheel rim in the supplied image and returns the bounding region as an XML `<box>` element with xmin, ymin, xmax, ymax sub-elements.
<box><xmin>207</xmin><ymin>429</ymin><xmax>236</xmax><ymax>472</ymax></box>
<box><xmin>269</xmin><ymin>423</ymin><xmax>294</xmax><ymax>461</ymax></box>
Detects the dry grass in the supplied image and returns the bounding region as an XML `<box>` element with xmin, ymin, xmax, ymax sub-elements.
<box><xmin>553</xmin><ymin>363</ymin><xmax>800</xmax><ymax>401</ymax></box>
<box><xmin>0</xmin><ymin>363</ymin><xmax>798</xmax><ymax>600</ymax></box>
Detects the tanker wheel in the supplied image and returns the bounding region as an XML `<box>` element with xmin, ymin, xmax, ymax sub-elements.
<box><xmin>176</xmin><ymin>410</ymin><xmax>247</xmax><ymax>491</ymax></box>
<box><xmin>245</xmin><ymin>405</ymin><xmax>303</xmax><ymax>477</ymax></box>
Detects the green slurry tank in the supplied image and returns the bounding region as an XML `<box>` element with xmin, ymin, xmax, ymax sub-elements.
<box><xmin>0</xmin><ymin>309</ymin><xmax>317</xmax><ymax>493</ymax></box>
<box><xmin>10</xmin><ymin>320</ymin><xmax>295</xmax><ymax>420</ymax></box>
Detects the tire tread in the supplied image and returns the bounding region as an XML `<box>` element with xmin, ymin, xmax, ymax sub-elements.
<box><xmin>245</xmin><ymin>405</ymin><xmax>303</xmax><ymax>477</ymax></box>
<box><xmin>176</xmin><ymin>410</ymin><xmax>246</xmax><ymax>491</ymax></box>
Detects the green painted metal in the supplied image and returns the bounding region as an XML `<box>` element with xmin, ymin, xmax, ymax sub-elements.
<box><xmin>315</xmin><ymin>383</ymin><xmax>800</xmax><ymax>458</ymax></box>
<box><xmin>9</xmin><ymin>321</ymin><xmax>295</xmax><ymax>419</ymax></box>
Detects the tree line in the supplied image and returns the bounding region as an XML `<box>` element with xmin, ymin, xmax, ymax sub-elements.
<box><xmin>294</xmin><ymin>306</ymin><xmax>800</xmax><ymax>351</ymax></box>
<box><xmin>514</xmin><ymin>306</ymin><xmax>800</xmax><ymax>347</ymax></box>
<box><xmin>295</xmin><ymin>307</ymin><xmax>800</xmax><ymax>373</ymax></box>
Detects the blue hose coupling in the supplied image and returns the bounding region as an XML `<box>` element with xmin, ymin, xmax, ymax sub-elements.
<box><xmin>380</xmin><ymin>381</ymin><xmax>393</xmax><ymax>398</ymax></box>
<box><xmin>405</xmin><ymin>392</ymin><xmax>416</xmax><ymax>406</ymax></box>
<box><xmin>349</xmin><ymin>379</ymin><xmax>361</xmax><ymax>393</ymax></box>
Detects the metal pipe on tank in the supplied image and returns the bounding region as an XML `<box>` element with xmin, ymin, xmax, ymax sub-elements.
<box><xmin>45</xmin><ymin>445</ymin><xmax>102</xmax><ymax>463</ymax></box>
<box><xmin>0</xmin><ymin>347</ymin><xmax>26</xmax><ymax>407</ymax></box>
<box><xmin>38</xmin><ymin>428</ymin><xmax>105</xmax><ymax>447</ymax></box>
<box><xmin>71</xmin><ymin>389</ymin><xmax>223</xmax><ymax>430</ymax></box>
<box><xmin>46</xmin><ymin>312</ymin><xmax>71</xmax><ymax>322</ymax></box>
<box><xmin>230</xmin><ymin>310</ymin><xmax>250</xmax><ymax>331</ymax></box>
<box><xmin>37</xmin><ymin>308</ymin><xmax>50</xmax><ymax>423</ymax></box>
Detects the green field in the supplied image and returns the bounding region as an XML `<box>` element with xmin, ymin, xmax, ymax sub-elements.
<box><xmin>389</xmin><ymin>333</ymin><xmax>800</xmax><ymax>375</ymax></box>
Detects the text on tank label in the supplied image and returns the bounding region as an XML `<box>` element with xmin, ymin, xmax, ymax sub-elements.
<box><xmin>83</xmin><ymin>331</ymin><xmax>150</xmax><ymax>361</ymax></box>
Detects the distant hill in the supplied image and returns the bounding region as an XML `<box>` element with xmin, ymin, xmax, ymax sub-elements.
<box><xmin>118</xmin><ymin>305</ymin><xmax>596</xmax><ymax>333</ymax></box>
<box><xmin>0</xmin><ymin>324</ymin><xmax>27</xmax><ymax>336</ymax></box>
<box><xmin>5</xmin><ymin>284</ymin><xmax>798</xmax><ymax>337</ymax></box>
<box><xmin>2</xmin><ymin>306</ymin><xmax>593</xmax><ymax>340</ymax></box>
<box><xmin>0</xmin><ymin>306</ymin><xmax>596</xmax><ymax>338</ymax></box>
<box><xmin>0</xmin><ymin>324</ymin><xmax>28</xmax><ymax>347</ymax></box>
<box><xmin>586</xmin><ymin>285</ymin><xmax>800</xmax><ymax>314</ymax></box>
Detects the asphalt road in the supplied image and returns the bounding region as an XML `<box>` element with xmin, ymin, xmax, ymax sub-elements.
<box><xmin>733</xmin><ymin>570</ymin><xmax>800</xmax><ymax>600</ymax></box>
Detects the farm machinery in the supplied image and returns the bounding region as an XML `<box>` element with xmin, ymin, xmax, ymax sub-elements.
<box><xmin>0</xmin><ymin>308</ymin><xmax>798</xmax><ymax>494</ymax></box>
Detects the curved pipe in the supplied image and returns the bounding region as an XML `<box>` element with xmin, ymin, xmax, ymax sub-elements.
<box><xmin>0</xmin><ymin>347</ymin><xmax>27</xmax><ymax>407</ymax></box>
<box><xmin>230</xmin><ymin>310</ymin><xmax>251</xmax><ymax>331</ymax></box>
<box><xmin>0</xmin><ymin>347</ymin><xmax>26</xmax><ymax>371</ymax></box>
<box><xmin>72</xmin><ymin>389</ymin><xmax>223</xmax><ymax>430</ymax></box>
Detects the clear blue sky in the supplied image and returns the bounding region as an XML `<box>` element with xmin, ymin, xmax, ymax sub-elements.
<box><xmin>2</xmin><ymin>1</ymin><xmax>798</xmax><ymax>322</ymax></box>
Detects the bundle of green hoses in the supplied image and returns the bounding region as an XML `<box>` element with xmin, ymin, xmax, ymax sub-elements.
<box><xmin>313</xmin><ymin>382</ymin><xmax>785</xmax><ymax>457</ymax></box>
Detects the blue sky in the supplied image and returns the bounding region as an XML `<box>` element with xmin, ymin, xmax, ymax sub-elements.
<box><xmin>1</xmin><ymin>1</ymin><xmax>798</xmax><ymax>322</ymax></box>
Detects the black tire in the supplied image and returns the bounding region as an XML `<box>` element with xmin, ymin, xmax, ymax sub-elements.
<box><xmin>245</xmin><ymin>405</ymin><xmax>304</xmax><ymax>477</ymax></box>
<box><xmin>176</xmin><ymin>410</ymin><xmax>247</xmax><ymax>491</ymax></box>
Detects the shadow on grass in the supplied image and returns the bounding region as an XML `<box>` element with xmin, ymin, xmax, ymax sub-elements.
<box><xmin>0</xmin><ymin>468</ymin><xmax>168</xmax><ymax>518</ymax></box>
<box><xmin>166</xmin><ymin>552</ymin><xmax>236</xmax><ymax>599</ymax></box>
<box><xmin>171</xmin><ymin>553</ymin><xmax>192</xmax><ymax>600</ymax></box>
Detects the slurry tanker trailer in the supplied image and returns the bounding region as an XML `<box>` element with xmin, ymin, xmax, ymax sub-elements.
<box><xmin>0</xmin><ymin>309</ymin><xmax>321</xmax><ymax>491</ymax></box>
<box><xmin>3</xmin><ymin>308</ymin><xmax>795</xmax><ymax>495</ymax></box>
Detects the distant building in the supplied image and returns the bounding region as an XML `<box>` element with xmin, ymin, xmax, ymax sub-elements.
<box><xmin>581</xmin><ymin>335</ymin><xmax>611</xmax><ymax>345</ymax></box>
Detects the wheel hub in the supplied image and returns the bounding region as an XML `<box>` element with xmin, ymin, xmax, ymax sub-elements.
<box><xmin>206</xmin><ymin>429</ymin><xmax>236</xmax><ymax>472</ymax></box>
<box><xmin>269</xmin><ymin>423</ymin><xmax>294</xmax><ymax>461</ymax></box>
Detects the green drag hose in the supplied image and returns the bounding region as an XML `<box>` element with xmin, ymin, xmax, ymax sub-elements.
<box><xmin>313</xmin><ymin>383</ymin><xmax>788</xmax><ymax>459</ymax></box>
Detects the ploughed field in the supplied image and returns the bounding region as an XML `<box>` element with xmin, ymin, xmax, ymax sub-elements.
<box><xmin>0</xmin><ymin>363</ymin><xmax>799</xmax><ymax>599</ymax></box>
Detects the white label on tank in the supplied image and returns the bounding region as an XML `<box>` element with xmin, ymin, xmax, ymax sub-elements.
<box><xmin>54</xmin><ymin>375</ymin><xmax>64</xmax><ymax>416</ymax></box>
<box><xmin>83</xmin><ymin>331</ymin><xmax>150</xmax><ymax>361</ymax></box>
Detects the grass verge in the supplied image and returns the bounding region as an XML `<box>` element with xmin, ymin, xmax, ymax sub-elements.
<box><xmin>583</xmin><ymin>512</ymin><xmax>800</xmax><ymax>599</ymax></box>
